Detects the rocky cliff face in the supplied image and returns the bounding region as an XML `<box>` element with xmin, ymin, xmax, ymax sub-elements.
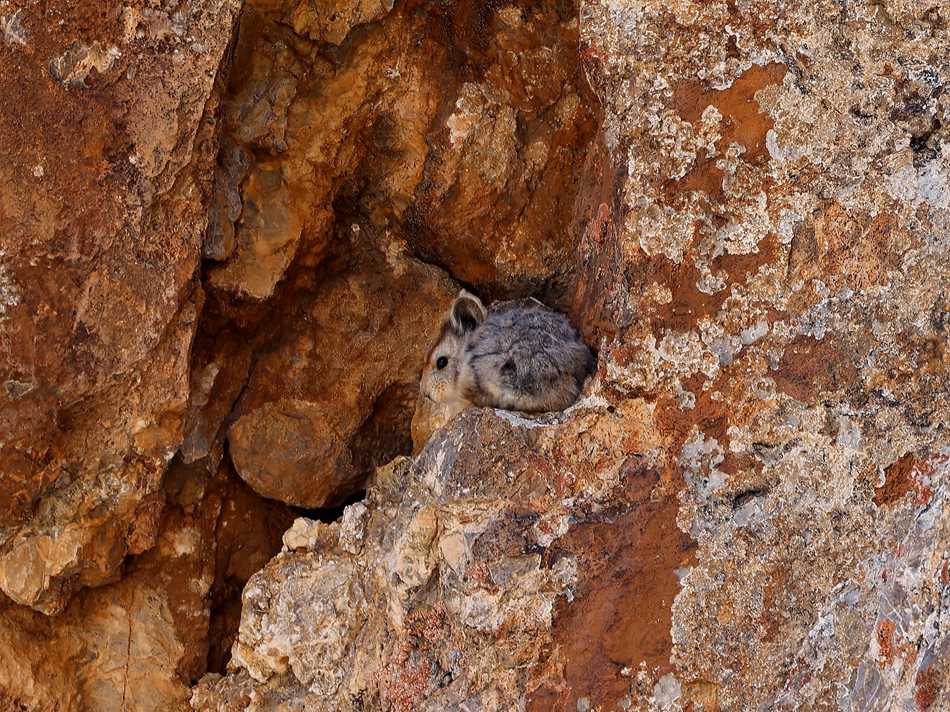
<box><xmin>0</xmin><ymin>0</ymin><xmax>948</xmax><ymax>710</ymax></box>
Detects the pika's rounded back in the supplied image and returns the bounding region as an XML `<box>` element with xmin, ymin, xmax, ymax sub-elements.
<box><xmin>411</xmin><ymin>290</ymin><xmax>595</xmax><ymax>449</ymax></box>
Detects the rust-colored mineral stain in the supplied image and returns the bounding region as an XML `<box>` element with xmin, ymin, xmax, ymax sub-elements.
<box><xmin>570</xmin><ymin>133</ymin><xmax>628</xmax><ymax>345</ymax></box>
<box><xmin>877</xmin><ymin>619</ymin><xmax>896</xmax><ymax>667</ymax></box>
<box><xmin>772</xmin><ymin>334</ymin><xmax>859</xmax><ymax>403</ymax></box>
<box><xmin>796</xmin><ymin>203</ymin><xmax>903</xmax><ymax>290</ymax></box>
<box><xmin>874</xmin><ymin>453</ymin><xmax>917</xmax><ymax>507</ymax></box>
<box><xmin>665</xmin><ymin>157</ymin><xmax>727</xmax><ymax>203</ymax></box>
<box><xmin>662</xmin><ymin>63</ymin><xmax>786</xmax><ymax>203</ymax></box>
<box><xmin>528</xmin><ymin>463</ymin><xmax>695</xmax><ymax>710</ymax></box>
<box><xmin>682</xmin><ymin>680</ymin><xmax>722</xmax><ymax>712</ymax></box>
<box><xmin>913</xmin><ymin>483</ymin><xmax>935</xmax><ymax>506</ymax></box>
<box><xmin>874</xmin><ymin>453</ymin><xmax>934</xmax><ymax>507</ymax></box>
<box><xmin>644</xmin><ymin>233</ymin><xmax>782</xmax><ymax>340</ymax></box>
<box><xmin>759</xmin><ymin>565</ymin><xmax>793</xmax><ymax>644</ymax></box>
<box><xmin>915</xmin><ymin>664</ymin><xmax>943</xmax><ymax>710</ymax></box>
<box><xmin>673</xmin><ymin>63</ymin><xmax>787</xmax><ymax>161</ymax></box>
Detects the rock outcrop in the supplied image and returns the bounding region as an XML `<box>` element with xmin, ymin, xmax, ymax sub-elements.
<box><xmin>194</xmin><ymin>401</ymin><xmax>686</xmax><ymax>710</ymax></box>
<box><xmin>0</xmin><ymin>456</ymin><xmax>294</xmax><ymax>711</ymax></box>
<box><xmin>192</xmin><ymin>0</ymin><xmax>596</xmax><ymax>509</ymax></box>
<box><xmin>0</xmin><ymin>0</ymin><xmax>241</xmax><ymax>615</ymax></box>
<box><xmin>195</xmin><ymin>0</ymin><xmax>950</xmax><ymax>710</ymax></box>
<box><xmin>2</xmin><ymin>0</ymin><xmax>949</xmax><ymax>709</ymax></box>
<box><xmin>226</xmin><ymin>231</ymin><xmax>457</xmax><ymax>507</ymax></box>
<box><xmin>0</xmin><ymin>0</ymin><xmax>599</xmax><ymax>707</ymax></box>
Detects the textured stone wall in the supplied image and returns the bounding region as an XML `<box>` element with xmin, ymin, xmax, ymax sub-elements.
<box><xmin>0</xmin><ymin>0</ymin><xmax>598</xmax><ymax>708</ymax></box>
<box><xmin>0</xmin><ymin>0</ymin><xmax>241</xmax><ymax>617</ymax></box>
<box><xmin>577</xmin><ymin>1</ymin><xmax>950</xmax><ymax>707</ymax></box>
<box><xmin>194</xmin><ymin>0</ymin><xmax>950</xmax><ymax>710</ymax></box>
<box><xmin>0</xmin><ymin>0</ymin><xmax>948</xmax><ymax>710</ymax></box>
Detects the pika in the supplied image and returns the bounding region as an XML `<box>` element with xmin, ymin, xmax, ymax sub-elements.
<box><xmin>411</xmin><ymin>290</ymin><xmax>595</xmax><ymax>448</ymax></box>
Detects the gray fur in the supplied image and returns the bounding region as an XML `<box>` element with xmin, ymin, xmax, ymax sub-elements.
<box><xmin>419</xmin><ymin>291</ymin><xmax>595</xmax><ymax>414</ymax></box>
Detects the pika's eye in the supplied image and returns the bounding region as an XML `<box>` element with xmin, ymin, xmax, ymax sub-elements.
<box><xmin>436</xmin><ymin>356</ymin><xmax>448</xmax><ymax>370</ymax></box>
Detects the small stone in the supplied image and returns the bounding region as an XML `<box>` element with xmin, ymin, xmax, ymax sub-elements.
<box><xmin>653</xmin><ymin>673</ymin><xmax>682</xmax><ymax>707</ymax></box>
<box><xmin>337</xmin><ymin>502</ymin><xmax>368</xmax><ymax>554</ymax></box>
<box><xmin>282</xmin><ymin>517</ymin><xmax>321</xmax><ymax>551</ymax></box>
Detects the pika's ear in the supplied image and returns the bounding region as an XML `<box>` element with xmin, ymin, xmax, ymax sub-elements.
<box><xmin>449</xmin><ymin>289</ymin><xmax>486</xmax><ymax>334</ymax></box>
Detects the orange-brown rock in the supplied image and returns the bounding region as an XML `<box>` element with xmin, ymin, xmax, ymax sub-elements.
<box><xmin>0</xmin><ymin>0</ymin><xmax>240</xmax><ymax>614</ymax></box>
<box><xmin>287</xmin><ymin>0</ymin><xmax>394</xmax><ymax>45</ymax></box>
<box><xmin>192</xmin><ymin>0</ymin><xmax>597</xmax><ymax>507</ymax></box>
<box><xmin>228</xmin><ymin>237</ymin><xmax>455</xmax><ymax>507</ymax></box>
<box><xmin>194</xmin><ymin>401</ymin><xmax>674</xmax><ymax>710</ymax></box>
<box><xmin>204</xmin><ymin>0</ymin><xmax>596</xmax><ymax>306</ymax></box>
<box><xmin>0</xmin><ymin>471</ymin><xmax>220</xmax><ymax>711</ymax></box>
<box><xmin>406</xmin><ymin>4</ymin><xmax>599</xmax><ymax>298</ymax></box>
<box><xmin>197</xmin><ymin>0</ymin><xmax>950</xmax><ymax>709</ymax></box>
<box><xmin>225</xmin><ymin>231</ymin><xmax>456</xmax><ymax>507</ymax></box>
<box><xmin>4</xmin><ymin>0</ymin><xmax>950</xmax><ymax>709</ymax></box>
<box><xmin>0</xmin><ymin>456</ymin><xmax>293</xmax><ymax>711</ymax></box>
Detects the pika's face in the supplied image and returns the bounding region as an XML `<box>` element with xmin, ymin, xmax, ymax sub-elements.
<box><xmin>411</xmin><ymin>290</ymin><xmax>486</xmax><ymax>451</ymax></box>
<box><xmin>419</xmin><ymin>327</ymin><xmax>465</xmax><ymax>406</ymax></box>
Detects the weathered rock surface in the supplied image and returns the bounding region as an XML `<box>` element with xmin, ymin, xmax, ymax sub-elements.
<box><xmin>574</xmin><ymin>0</ymin><xmax>950</xmax><ymax>707</ymax></box>
<box><xmin>0</xmin><ymin>0</ymin><xmax>602</xmax><ymax>703</ymax></box>
<box><xmin>0</xmin><ymin>456</ymin><xmax>293</xmax><ymax>711</ymax></box>
<box><xmin>404</xmin><ymin>2</ymin><xmax>598</xmax><ymax>299</ymax></box>
<box><xmin>225</xmin><ymin>232</ymin><xmax>456</xmax><ymax>507</ymax></box>
<box><xmin>4</xmin><ymin>0</ymin><xmax>950</xmax><ymax>708</ymax></box>
<box><xmin>205</xmin><ymin>0</ymin><xmax>596</xmax><ymax>306</ymax></box>
<box><xmin>195</xmin><ymin>0</ymin><xmax>950</xmax><ymax>711</ymax></box>
<box><xmin>193</xmin><ymin>401</ymin><xmax>688</xmax><ymax>710</ymax></box>
<box><xmin>0</xmin><ymin>0</ymin><xmax>239</xmax><ymax>614</ymax></box>
<box><xmin>190</xmin><ymin>0</ymin><xmax>597</xmax><ymax>507</ymax></box>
